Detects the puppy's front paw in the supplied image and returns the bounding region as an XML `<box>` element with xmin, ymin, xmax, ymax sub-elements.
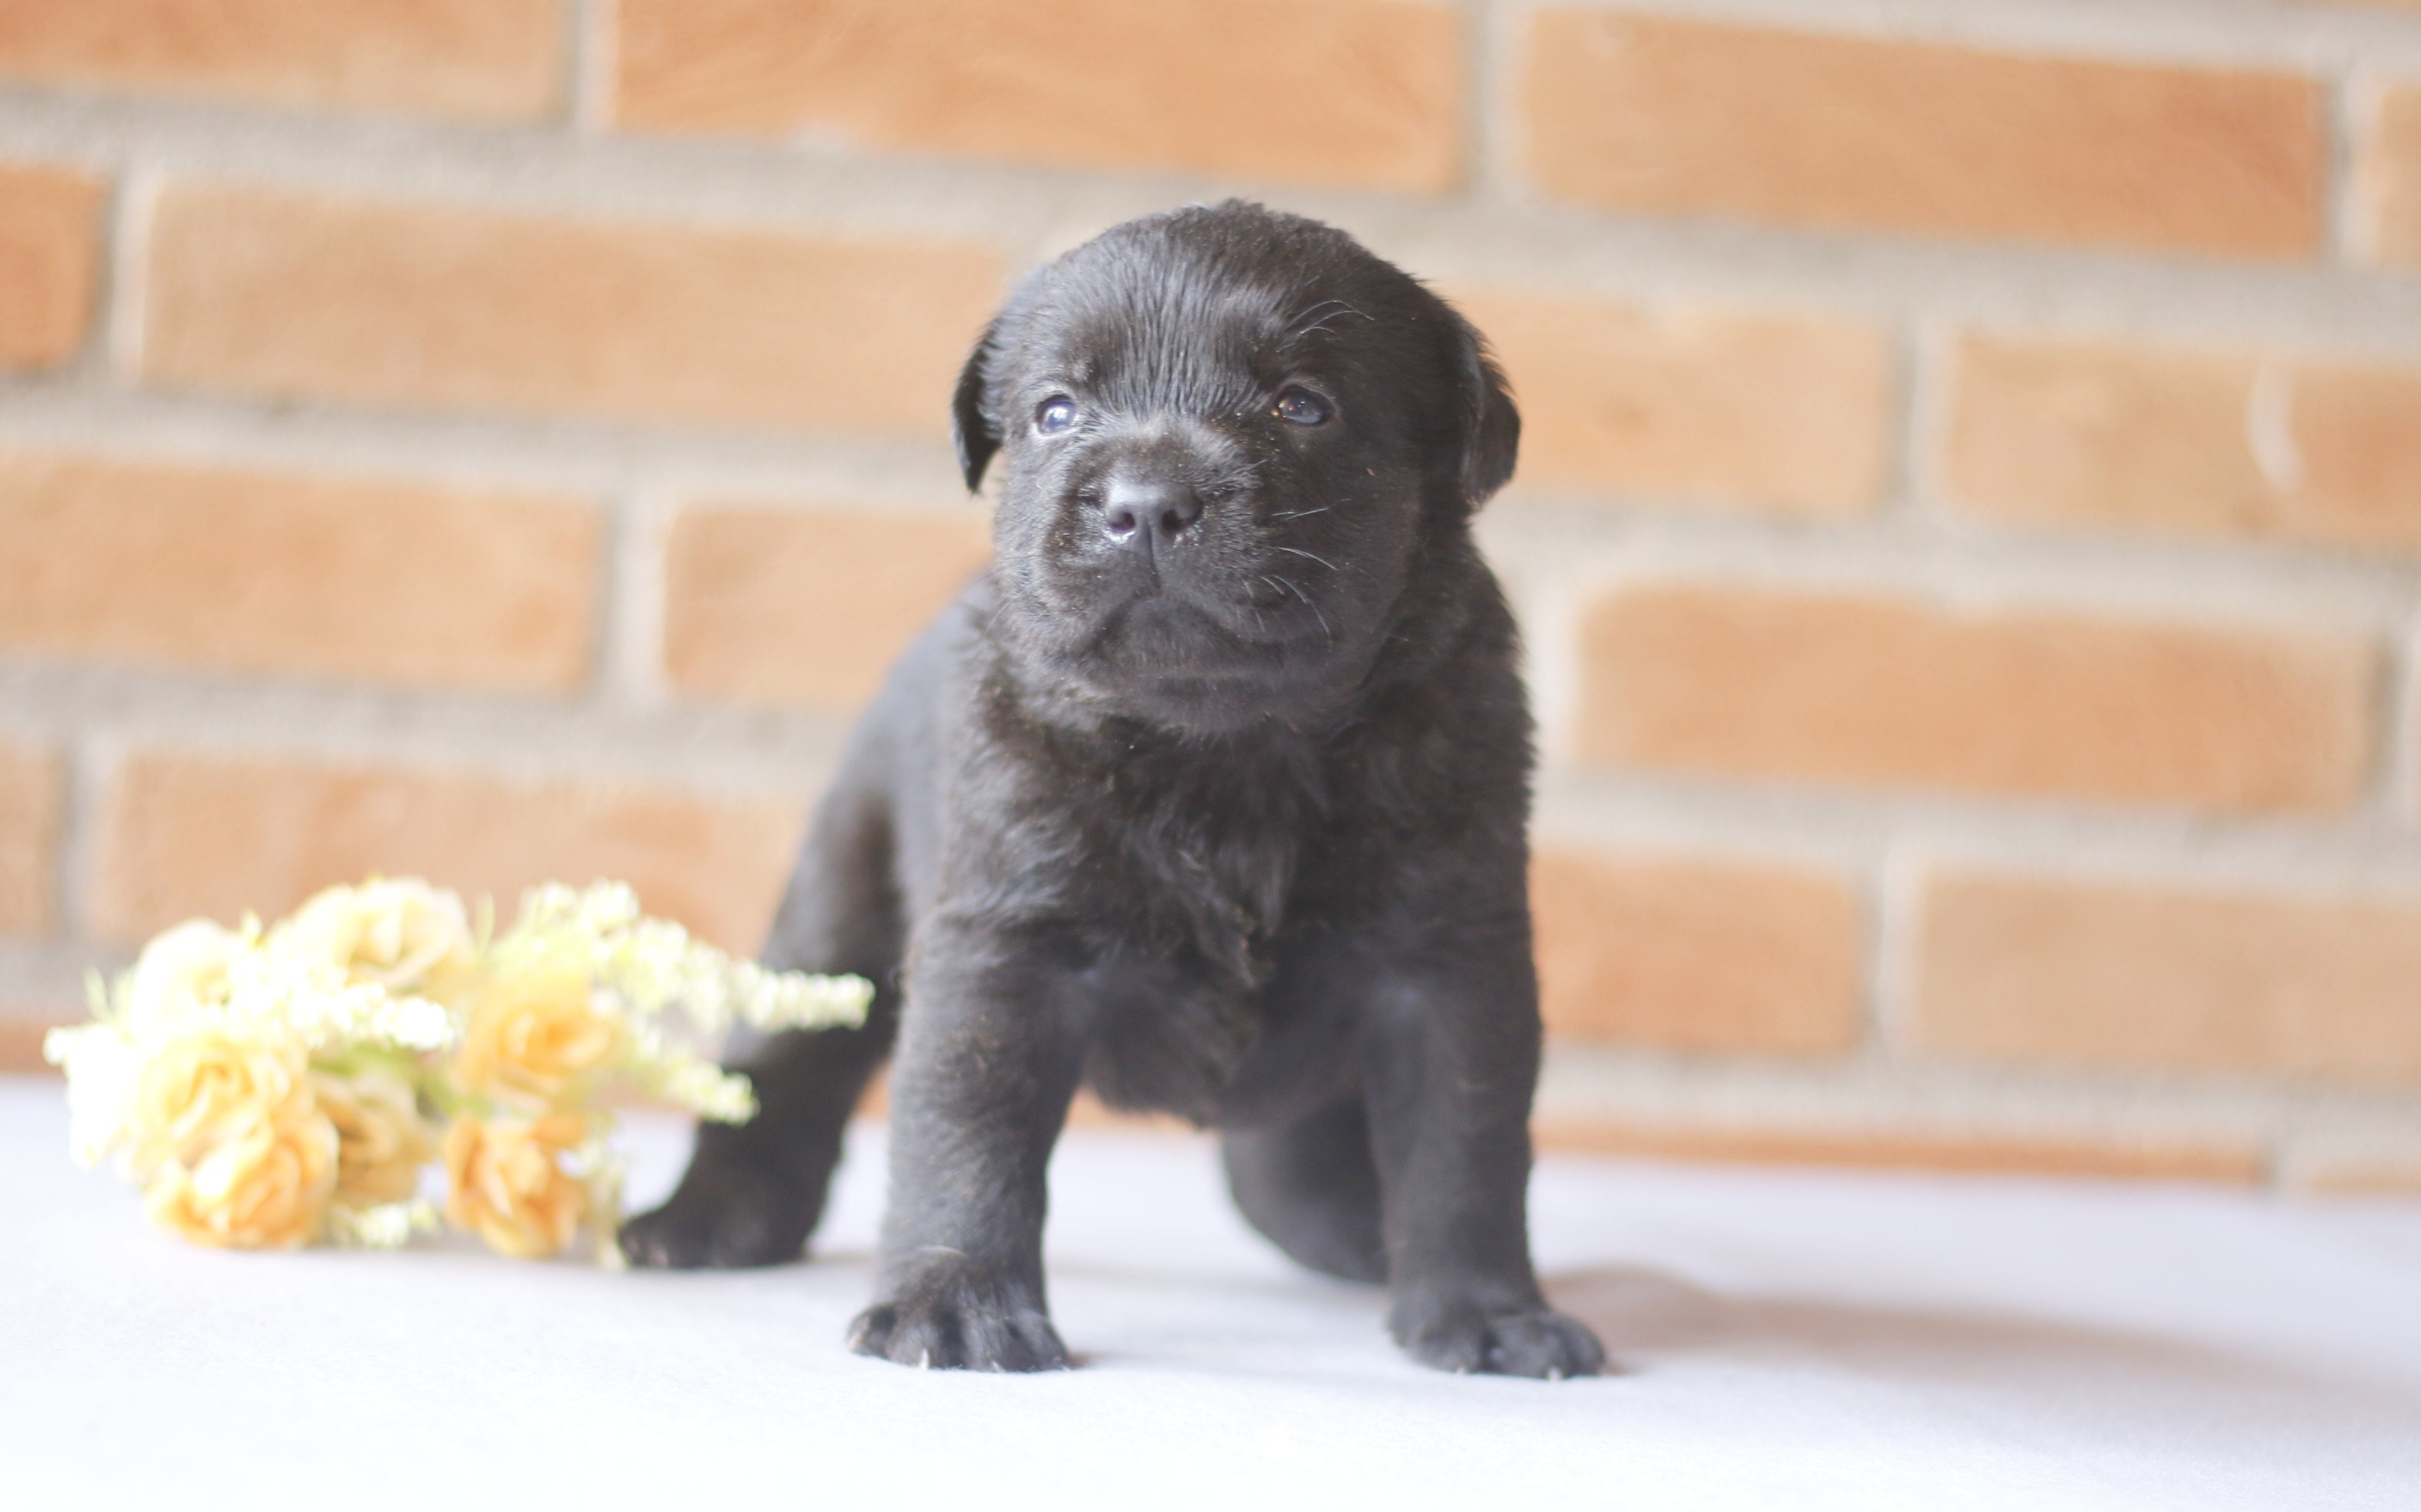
<box><xmin>848</xmin><ymin>1287</ymin><xmax>1069</xmax><ymax>1373</ymax></box>
<box><xmin>618</xmin><ymin>1161</ymin><xmax>815</xmax><ymax>1270</ymax></box>
<box><xmin>1391</xmin><ymin>1295</ymin><xmax>1607</xmax><ymax>1380</ymax></box>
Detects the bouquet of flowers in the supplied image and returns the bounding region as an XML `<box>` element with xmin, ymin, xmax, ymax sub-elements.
<box><xmin>44</xmin><ymin>878</ymin><xmax>870</xmax><ymax>1262</ymax></box>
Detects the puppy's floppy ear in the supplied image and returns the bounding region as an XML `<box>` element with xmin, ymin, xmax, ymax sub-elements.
<box><xmin>1450</xmin><ymin>310</ymin><xmax>1521</xmax><ymax>507</ymax></box>
<box><xmin>951</xmin><ymin>317</ymin><xmax>1003</xmax><ymax>492</ymax></box>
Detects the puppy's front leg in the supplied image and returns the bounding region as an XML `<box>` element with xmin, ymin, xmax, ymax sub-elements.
<box><xmin>848</xmin><ymin>921</ymin><xmax>1085</xmax><ymax>1372</ymax></box>
<box><xmin>1361</xmin><ymin>943</ymin><xmax>1606</xmax><ymax>1380</ymax></box>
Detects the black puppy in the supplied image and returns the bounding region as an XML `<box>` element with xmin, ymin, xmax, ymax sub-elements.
<box><xmin>622</xmin><ymin>201</ymin><xmax>1604</xmax><ymax>1380</ymax></box>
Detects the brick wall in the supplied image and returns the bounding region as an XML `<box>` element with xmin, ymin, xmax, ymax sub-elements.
<box><xmin>2</xmin><ymin>0</ymin><xmax>2419</xmax><ymax>1193</ymax></box>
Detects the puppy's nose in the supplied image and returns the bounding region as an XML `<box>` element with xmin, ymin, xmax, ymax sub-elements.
<box><xmin>1101</xmin><ymin>477</ymin><xmax>1203</xmax><ymax>551</ymax></box>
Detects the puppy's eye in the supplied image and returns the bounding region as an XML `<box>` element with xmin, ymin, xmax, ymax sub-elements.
<box><xmin>1035</xmin><ymin>397</ymin><xmax>1078</xmax><ymax>435</ymax></box>
<box><xmin>1274</xmin><ymin>386</ymin><xmax>1330</xmax><ymax>425</ymax></box>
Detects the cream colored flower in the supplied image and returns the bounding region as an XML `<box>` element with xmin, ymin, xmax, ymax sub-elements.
<box><xmin>125</xmin><ymin>1027</ymin><xmax>312</xmax><ymax>1178</ymax></box>
<box><xmin>313</xmin><ymin>1070</ymin><xmax>437</xmax><ymax>1207</ymax></box>
<box><xmin>143</xmin><ymin>1105</ymin><xmax>338</xmax><ymax>1250</ymax></box>
<box><xmin>119</xmin><ymin>919</ymin><xmax>251</xmax><ymax>1031</ymax></box>
<box><xmin>443</xmin><ymin>1114</ymin><xmax>590</xmax><ymax>1259</ymax></box>
<box><xmin>505</xmin><ymin>881</ymin><xmax>871</xmax><ymax>1036</ymax></box>
<box><xmin>277</xmin><ymin>879</ymin><xmax>475</xmax><ymax>998</ymax></box>
<box><xmin>454</xmin><ymin>967</ymin><xmax>625</xmax><ymax>1110</ymax></box>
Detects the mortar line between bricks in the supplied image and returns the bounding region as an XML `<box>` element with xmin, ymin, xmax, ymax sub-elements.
<box><xmin>1479</xmin><ymin>505</ymin><xmax>2421</xmax><ymax>628</ymax></box>
<box><xmin>1865</xmin><ymin>843</ymin><xmax>1920</xmax><ymax>1061</ymax></box>
<box><xmin>2383</xmin><ymin>617</ymin><xmax>2421</xmax><ymax>827</ymax></box>
<box><xmin>2344</xmin><ymin>67</ymin><xmax>2388</xmax><ymax>266</ymax></box>
<box><xmin>35</xmin><ymin>747</ymin><xmax>74</xmax><ymax>953</ymax></box>
<box><xmin>1466</xmin><ymin>0</ymin><xmax>1520</xmax><ymax>208</ymax></box>
<box><xmin>56</xmin><ymin>738</ymin><xmax>113</xmax><ymax>953</ymax></box>
<box><xmin>99</xmin><ymin>164</ymin><xmax>155</xmax><ymax>386</ymax></box>
<box><xmin>2325</xmin><ymin>60</ymin><xmax>2358</xmax><ymax>266</ymax></box>
<box><xmin>1878</xmin><ymin>316</ymin><xmax>1930</xmax><ymax>524</ymax></box>
<box><xmin>569</xmin><ymin>0</ymin><xmax>616</xmax><ymax>135</ymax></box>
<box><xmin>2351</xmin><ymin>618</ymin><xmax>2406</xmax><ymax>825</ymax></box>
<box><xmin>600</xmin><ymin>483</ymin><xmax>673</xmax><ymax>712</ymax></box>
<box><xmin>0</xmin><ymin>667</ymin><xmax>857</xmax><ymax>800</ymax></box>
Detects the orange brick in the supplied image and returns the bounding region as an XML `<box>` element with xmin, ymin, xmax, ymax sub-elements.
<box><xmin>613</xmin><ymin>0</ymin><xmax>1460</xmax><ymax>194</ymax></box>
<box><xmin>0</xmin><ymin>453</ymin><xmax>599</xmax><ymax>690</ymax></box>
<box><xmin>1916</xmin><ymin>873</ymin><xmax>2421</xmax><ymax>1086</ymax></box>
<box><xmin>1525</xmin><ymin>12</ymin><xmax>2322</xmax><ymax>257</ymax></box>
<box><xmin>2359</xmin><ymin>84</ymin><xmax>2421</xmax><ymax>269</ymax></box>
<box><xmin>141</xmin><ymin>185</ymin><xmax>1003</xmax><ymax>436</ymax></box>
<box><xmin>664</xmin><ymin>504</ymin><xmax>990</xmax><ymax>711</ymax></box>
<box><xmin>1577</xmin><ymin>585</ymin><xmax>2374</xmax><ymax>813</ymax></box>
<box><xmin>0</xmin><ymin>164</ymin><xmax>103</xmax><ymax>370</ymax></box>
<box><xmin>1946</xmin><ymin>335</ymin><xmax>2421</xmax><ymax>552</ymax></box>
<box><xmin>1450</xmin><ymin>291</ymin><xmax>1890</xmax><ymax>515</ymax></box>
<box><xmin>0</xmin><ymin>0</ymin><xmax>563</xmax><ymax>122</ymax></box>
<box><xmin>0</xmin><ymin>742</ymin><xmax>62</xmax><ymax>935</ymax></box>
<box><xmin>1534</xmin><ymin>1117</ymin><xmax>2263</xmax><ymax>1185</ymax></box>
<box><xmin>93</xmin><ymin>752</ymin><xmax>806</xmax><ymax>953</ymax></box>
<box><xmin>1531</xmin><ymin>849</ymin><xmax>1862</xmax><ymax>1056</ymax></box>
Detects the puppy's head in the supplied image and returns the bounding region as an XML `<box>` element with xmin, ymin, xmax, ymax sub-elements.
<box><xmin>954</xmin><ymin>201</ymin><xmax>1517</xmax><ymax>736</ymax></box>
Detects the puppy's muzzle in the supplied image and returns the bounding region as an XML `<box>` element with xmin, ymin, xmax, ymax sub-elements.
<box><xmin>1101</xmin><ymin>474</ymin><xmax>1204</xmax><ymax>565</ymax></box>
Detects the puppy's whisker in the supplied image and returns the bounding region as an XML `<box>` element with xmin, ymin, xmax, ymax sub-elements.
<box><xmin>1274</xmin><ymin>546</ymin><xmax>1339</xmax><ymax>572</ymax></box>
<box><xmin>1269</xmin><ymin>508</ymin><xmax>1330</xmax><ymax>521</ymax></box>
<box><xmin>1264</xmin><ymin>573</ymin><xmax>1333</xmax><ymax>645</ymax></box>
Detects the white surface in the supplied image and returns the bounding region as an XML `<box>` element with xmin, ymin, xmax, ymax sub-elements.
<box><xmin>5</xmin><ymin>1076</ymin><xmax>2419</xmax><ymax>1510</ymax></box>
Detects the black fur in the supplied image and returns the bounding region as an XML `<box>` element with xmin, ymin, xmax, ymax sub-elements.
<box><xmin>622</xmin><ymin>202</ymin><xmax>1604</xmax><ymax>1380</ymax></box>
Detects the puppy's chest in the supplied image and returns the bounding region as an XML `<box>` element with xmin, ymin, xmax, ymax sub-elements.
<box><xmin>1092</xmin><ymin>751</ymin><xmax>1323</xmax><ymax>985</ymax></box>
<box><xmin>1066</xmin><ymin>752</ymin><xmax>1325</xmax><ymax>1120</ymax></box>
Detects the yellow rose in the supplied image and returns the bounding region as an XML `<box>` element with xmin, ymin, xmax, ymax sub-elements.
<box><xmin>143</xmin><ymin>1106</ymin><xmax>338</xmax><ymax>1250</ymax></box>
<box><xmin>125</xmin><ymin>1027</ymin><xmax>312</xmax><ymax>1178</ymax></box>
<box><xmin>314</xmin><ymin>1070</ymin><xmax>437</xmax><ymax>1207</ymax></box>
<box><xmin>454</xmin><ymin>968</ymin><xmax>625</xmax><ymax>1110</ymax></box>
<box><xmin>277</xmin><ymin>879</ymin><xmax>475</xmax><ymax>997</ymax></box>
<box><xmin>443</xmin><ymin>1114</ymin><xmax>590</xmax><ymax>1259</ymax></box>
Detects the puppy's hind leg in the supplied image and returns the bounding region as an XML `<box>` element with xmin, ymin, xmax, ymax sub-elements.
<box><xmin>1221</xmin><ymin>1095</ymin><xmax>1388</xmax><ymax>1284</ymax></box>
<box><xmin>620</xmin><ymin>774</ymin><xmax>902</xmax><ymax>1270</ymax></box>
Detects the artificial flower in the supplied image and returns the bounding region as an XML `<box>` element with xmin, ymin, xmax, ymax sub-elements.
<box><xmin>454</xmin><ymin>966</ymin><xmax>627</xmax><ymax>1110</ymax></box>
<box><xmin>276</xmin><ymin>879</ymin><xmax>476</xmax><ymax>999</ymax></box>
<box><xmin>55</xmin><ymin>876</ymin><xmax>872</xmax><ymax>1263</ymax></box>
<box><xmin>119</xmin><ymin>918</ymin><xmax>250</xmax><ymax>1029</ymax></box>
<box><xmin>144</xmin><ymin>1104</ymin><xmax>338</xmax><ymax>1250</ymax></box>
<box><xmin>124</xmin><ymin>1027</ymin><xmax>312</xmax><ymax>1178</ymax></box>
<box><xmin>315</xmin><ymin>1069</ymin><xmax>437</xmax><ymax>1207</ymax></box>
<box><xmin>443</xmin><ymin>1114</ymin><xmax>591</xmax><ymax>1259</ymax></box>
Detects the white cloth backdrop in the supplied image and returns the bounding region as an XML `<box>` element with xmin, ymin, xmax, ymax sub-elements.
<box><xmin>5</xmin><ymin>1077</ymin><xmax>2418</xmax><ymax>1510</ymax></box>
